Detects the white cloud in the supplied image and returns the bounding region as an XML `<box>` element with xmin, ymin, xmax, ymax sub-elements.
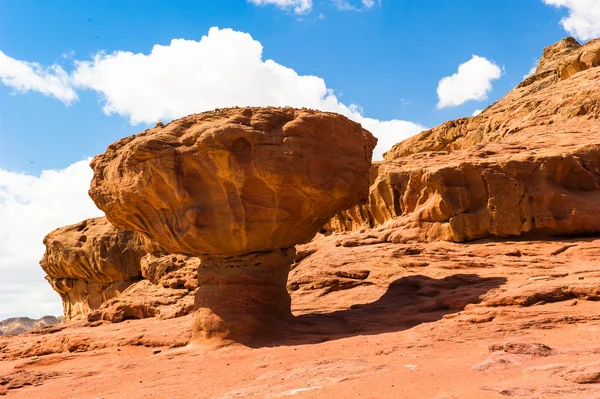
<box><xmin>543</xmin><ymin>0</ymin><xmax>600</xmax><ymax>41</ymax></box>
<box><xmin>524</xmin><ymin>65</ymin><xmax>537</xmax><ymax>79</ymax></box>
<box><xmin>0</xmin><ymin>50</ymin><xmax>77</xmax><ymax>104</ymax></box>
<box><xmin>332</xmin><ymin>0</ymin><xmax>380</xmax><ymax>11</ymax></box>
<box><xmin>248</xmin><ymin>0</ymin><xmax>379</xmax><ymax>13</ymax></box>
<box><xmin>248</xmin><ymin>0</ymin><xmax>312</xmax><ymax>14</ymax></box>
<box><xmin>361</xmin><ymin>118</ymin><xmax>424</xmax><ymax>160</ymax></box>
<box><xmin>68</xmin><ymin>27</ymin><xmax>422</xmax><ymax>160</ymax></box>
<box><xmin>436</xmin><ymin>55</ymin><xmax>502</xmax><ymax>109</ymax></box>
<box><xmin>472</xmin><ymin>109</ymin><xmax>482</xmax><ymax>116</ymax></box>
<box><xmin>0</xmin><ymin>160</ymin><xmax>103</xmax><ymax>319</ymax></box>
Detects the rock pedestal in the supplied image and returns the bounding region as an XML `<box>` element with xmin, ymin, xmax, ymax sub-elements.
<box><xmin>192</xmin><ymin>248</ymin><xmax>294</xmax><ymax>341</ymax></box>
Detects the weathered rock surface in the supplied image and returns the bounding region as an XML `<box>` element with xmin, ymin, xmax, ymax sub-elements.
<box><xmin>192</xmin><ymin>248</ymin><xmax>295</xmax><ymax>341</ymax></box>
<box><xmin>0</xmin><ymin>316</ymin><xmax>61</xmax><ymax>336</ymax></box>
<box><xmin>88</xmin><ymin>107</ymin><xmax>376</xmax><ymax>342</ymax></box>
<box><xmin>4</xmin><ymin>235</ymin><xmax>600</xmax><ymax>398</ymax></box>
<box><xmin>87</xmin><ymin>253</ymin><xmax>199</xmax><ymax>323</ymax></box>
<box><xmin>328</xmin><ymin>37</ymin><xmax>600</xmax><ymax>242</ymax></box>
<box><xmin>386</xmin><ymin>37</ymin><xmax>600</xmax><ymax>159</ymax></box>
<box><xmin>89</xmin><ymin>107</ymin><xmax>377</xmax><ymax>256</ymax></box>
<box><xmin>40</xmin><ymin>217</ymin><xmax>161</xmax><ymax>321</ymax></box>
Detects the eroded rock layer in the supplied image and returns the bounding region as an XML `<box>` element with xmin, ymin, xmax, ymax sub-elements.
<box><xmin>327</xmin><ymin>37</ymin><xmax>600</xmax><ymax>242</ymax></box>
<box><xmin>41</xmin><ymin>217</ymin><xmax>160</xmax><ymax>321</ymax></box>
<box><xmin>89</xmin><ymin>107</ymin><xmax>377</xmax><ymax>256</ymax></box>
<box><xmin>192</xmin><ymin>249</ymin><xmax>295</xmax><ymax>341</ymax></box>
<box><xmin>87</xmin><ymin>254</ymin><xmax>199</xmax><ymax>323</ymax></box>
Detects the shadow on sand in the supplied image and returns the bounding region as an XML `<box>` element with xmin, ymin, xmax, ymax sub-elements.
<box><xmin>245</xmin><ymin>273</ymin><xmax>507</xmax><ymax>348</ymax></box>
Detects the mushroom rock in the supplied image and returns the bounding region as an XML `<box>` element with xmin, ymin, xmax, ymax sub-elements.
<box><xmin>41</xmin><ymin>217</ymin><xmax>161</xmax><ymax>321</ymax></box>
<box><xmin>88</xmin><ymin>107</ymin><xmax>377</xmax><ymax>341</ymax></box>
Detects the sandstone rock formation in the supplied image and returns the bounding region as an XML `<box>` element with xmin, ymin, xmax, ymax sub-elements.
<box><xmin>87</xmin><ymin>253</ymin><xmax>199</xmax><ymax>323</ymax></box>
<box><xmin>41</xmin><ymin>217</ymin><xmax>160</xmax><ymax>321</ymax></box>
<box><xmin>7</xmin><ymin>234</ymin><xmax>600</xmax><ymax>398</ymax></box>
<box><xmin>88</xmin><ymin>107</ymin><xmax>376</xmax><ymax>341</ymax></box>
<box><xmin>327</xmin><ymin>37</ymin><xmax>600</xmax><ymax>242</ymax></box>
<box><xmin>89</xmin><ymin>107</ymin><xmax>377</xmax><ymax>256</ymax></box>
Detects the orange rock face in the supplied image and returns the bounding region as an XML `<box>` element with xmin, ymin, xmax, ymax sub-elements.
<box><xmin>87</xmin><ymin>253</ymin><xmax>199</xmax><ymax>323</ymax></box>
<box><xmin>192</xmin><ymin>248</ymin><xmax>295</xmax><ymax>341</ymax></box>
<box><xmin>328</xmin><ymin>37</ymin><xmax>600</xmax><ymax>242</ymax></box>
<box><xmin>40</xmin><ymin>217</ymin><xmax>160</xmax><ymax>321</ymax></box>
<box><xmin>89</xmin><ymin>107</ymin><xmax>377</xmax><ymax>256</ymax></box>
<box><xmin>88</xmin><ymin>107</ymin><xmax>377</xmax><ymax>341</ymax></box>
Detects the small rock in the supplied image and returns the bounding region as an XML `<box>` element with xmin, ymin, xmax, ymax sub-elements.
<box><xmin>152</xmin><ymin>349</ymin><xmax>161</xmax><ymax>355</ymax></box>
<box><xmin>489</xmin><ymin>342</ymin><xmax>553</xmax><ymax>357</ymax></box>
<box><xmin>562</xmin><ymin>364</ymin><xmax>600</xmax><ymax>384</ymax></box>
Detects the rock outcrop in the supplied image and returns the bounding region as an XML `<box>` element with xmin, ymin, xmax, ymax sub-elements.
<box><xmin>88</xmin><ymin>107</ymin><xmax>376</xmax><ymax>341</ymax></box>
<box><xmin>87</xmin><ymin>253</ymin><xmax>199</xmax><ymax>323</ymax></box>
<box><xmin>0</xmin><ymin>316</ymin><xmax>61</xmax><ymax>336</ymax></box>
<box><xmin>327</xmin><ymin>37</ymin><xmax>600</xmax><ymax>242</ymax></box>
<box><xmin>41</xmin><ymin>217</ymin><xmax>160</xmax><ymax>321</ymax></box>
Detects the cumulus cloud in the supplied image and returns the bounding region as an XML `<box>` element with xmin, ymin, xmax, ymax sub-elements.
<box><xmin>472</xmin><ymin>109</ymin><xmax>483</xmax><ymax>116</ymax></box>
<box><xmin>543</xmin><ymin>0</ymin><xmax>600</xmax><ymax>41</ymax></box>
<box><xmin>436</xmin><ymin>55</ymin><xmax>502</xmax><ymax>109</ymax></box>
<box><xmin>67</xmin><ymin>27</ymin><xmax>423</xmax><ymax>160</ymax></box>
<box><xmin>0</xmin><ymin>160</ymin><xmax>103</xmax><ymax>318</ymax></box>
<box><xmin>0</xmin><ymin>50</ymin><xmax>77</xmax><ymax>104</ymax></box>
<box><xmin>361</xmin><ymin>118</ymin><xmax>424</xmax><ymax>159</ymax></box>
<box><xmin>248</xmin><ymin>0</ymin><xmax>312</xmax><ymax>14</ymax></box>
<box><xmin>0</xmin><ymin>28</ymin><xmax>423</xmax><ymax>159</ymax></box>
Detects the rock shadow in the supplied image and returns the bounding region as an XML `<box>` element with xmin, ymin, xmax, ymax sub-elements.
<box><xmin>246</xmin><ymin>273</ymin><xmax>506</xmax><ymax>348</ymax></box>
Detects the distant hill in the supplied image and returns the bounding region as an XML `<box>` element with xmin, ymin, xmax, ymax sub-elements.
<box><xmin>0</xmin><ymin>316</ymin><xmax>63</xmax><ymax>335</ymax></box>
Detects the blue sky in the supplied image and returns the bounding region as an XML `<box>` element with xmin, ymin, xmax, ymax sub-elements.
<box><xmin>0</xmin><ymin>0</ymin><xmax>578</xmax><ymax>173</ymax></box>
<box><xmin>1</xmin><ymin>0</ymin><xmax>599</xmax><ymax>318</ymax></box>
